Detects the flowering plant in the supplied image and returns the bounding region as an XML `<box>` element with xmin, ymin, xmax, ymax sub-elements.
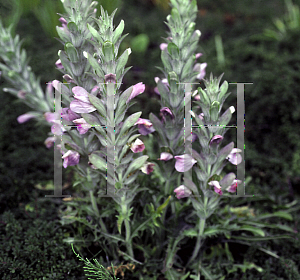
<box><xmin>0</xmin><ymin>0</ymin><xmax>297</xmax><ymax>278</ymax></box>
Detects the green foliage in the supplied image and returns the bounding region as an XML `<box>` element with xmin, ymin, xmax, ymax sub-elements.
<box><xmin>130</xmin><ymin>34</ymin><xmax>150</xmax><ymax>54</ymax></box>
<box><xmin>72</xmin><ymin>244</ymin><xmax>120</xmax><ymax>280</ymax></box>
<box><xmin>0</xmin><ymin>208</ymin><xmax>86</xmax><ymax>279</ymax></box>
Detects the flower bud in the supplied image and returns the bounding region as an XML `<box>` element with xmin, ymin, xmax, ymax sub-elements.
<box><xmin>102</xmin><ymin>40</ymin><xmax>115</xmax><ymax>62</ymax></box>
<box><xmin>167</xmin><ymin>71</ymin><xmax>178</xmax><ymax>93</ymax></box>
<box><xmin>105</xmin><ymin>73</ymin><xmax>116</xmax><ymax>83</ymax></box>
<box><xmin>209</xmin><ymin>101</ymin><xmax>220</xmax><ymax>122</ymax></box>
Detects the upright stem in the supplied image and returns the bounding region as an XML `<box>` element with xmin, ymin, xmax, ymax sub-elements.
<box><xmin>124</xmin><ymin>218</ymin><xmax>134</xmax><ymax>258</ymax></box>
<box><xmin>120</xmin><ymin>196</ymin><xmax>134</xmax><ymax>258</ymax></box>
<box><xmin>187</xmin><ymin>196</ymin><xmax>208</xmax><ymax>267</ymax></box>
<box><xmin>160</xmin><ymin>178</ymin><xmax>171</xmax><ymax>244</ymax></box>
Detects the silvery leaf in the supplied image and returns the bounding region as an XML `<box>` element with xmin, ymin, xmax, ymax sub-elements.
<box><xmin>123</xmin><ymin>155</ymin><xmax>149</xmax><ymax>179</ymax></box>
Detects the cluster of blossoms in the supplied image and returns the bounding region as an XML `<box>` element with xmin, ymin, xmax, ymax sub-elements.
<box><xmin>10</xmin><ymin>0</ymin><xmax>242</xmax><ymax>200</ymax></box>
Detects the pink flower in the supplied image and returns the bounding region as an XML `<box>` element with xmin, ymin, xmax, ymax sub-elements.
<box><xmin>130</xmin><ymin>138</ymin><xmax>145</xmax><ymax>153</ymax></box>
<box><xmin>105</xmin><ymin>73</ymin><xmax>116</xmax><ymax>83</ymax></box>
<box><xmin>134</xmin><ymin>118</ymin><xmax>155</xmax><ymax>135</ymax></box>
<box><xmin>226</xmin><ymin>148</ymin><xmax>242</xmax><ymax>165</ymax></box>
<box><xmin>193</xmin><ymin>62</ymin><xmax>207</xmax><ymax>80</ymax></box>
<box><xmin>226</xmin><ymin>179</ymin><xmax>242</xmax><ymax>193</ymax></box>
<box><xmin>44</xmin><ymin>136</ymin><xmax>56</xmax><ymax>149</ymax></box>
<box><xmin>44</xmin><ymin>112</ymin><xmax>59</xmax><ymax>123</ymax></box>
<box><xmin>209</xmin><ymin>135</ymin><xmax>224</xmax><ymax>146</ymax></box>
<box><xmin>72</xmin><ymin>118</ymin><xmax>92</xmax><ymax>134</ymax></box>
<box><xmin>174</xmin><ymin>154</ymin><xmax>197</xmax><ymax>172</ymax></box>
<box><xmin>55</xmin><ymin>59</ymin><xmax>64</xmax><ymax>69</ymax></box>
<box><xmin>174</xmin><ymin>185</ymin><xmax>192</xmax><ymax>199</ymax></box>
<box><xmin>70</xmin><ymin>86</ymin><xmax>97</xmax><ymax>113</ymax></box>
<box><xmin>140</xmin><ymin>162</ymin><xmax>155</xmax><ymax>174</ymax></box>
<box><xmin>195</xmin><ymin>53</ymin><xmax>203</xmax><ymax>60</ymax></box>
<box><xmin>62</xmin><ymin>150</ymin><xmax>80</xmax><ymax>168</ymax></box>
<box><xmin>160</xmin><ymin>107</ymin><xmax>174</xmax><ymax>123</ymax></box>
<box><xmin>17</xmin><ymin>90</ymin><xmax>26</xmax><ymax>99</ymax></box>
<box><xmin>61</xmin><ymin>108</ymin><xmax>80</xmax><ymax>122</ymax></box>
<box><xmin>63</xmin><ymin>74</ymin><xmax>75</xmax><ymax>84</ymax></box>
<box><xmin>17</xmin><ymin>113</ymin><xmax>37</xmax><ymax>124</ymax></box>
<box><xmin>208</xmin><ymin>181</ymin><xmax>223</xmax><ymax>195</ymax></box>
<box><xmin>160</xmin><ymin>43</ymin><xmax>168</xmax><ymax>51</ymax></box>
<box><xmin>194</xmin><ymin>94</ymin><xmax>200</xmax><ymax>101</ymax></box>
<box><xmin>126</xmin><ymin>82</ymin><xmax>145</xmax><ymax>104</ymax></box>
<box><xmin>158</xmin><ymin>152</ymin><xmax>173</xmax><ymax>161</ymax></box>
<box><xmin>59</xmin><ymin>17</ymin><xmax>67</xmax><ymax>27</ymax></box>
<box><xmin>51</xmin><ymin>120</ymin><xmax>66</xmax><ymax>135</ymax></box>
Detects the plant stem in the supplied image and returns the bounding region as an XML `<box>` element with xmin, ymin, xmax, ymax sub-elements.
<box><xmin>124</xmin><ymin>218</ymin><xmax>134</xmax><ymax>258</ymax></box>
<box><xmin>186</xmin><ymin>197</ymin><xmax>207</xmax><ymax>267</ymax></box>
<box><xmin>160</xmin><ymin>178</ymin><xmax>170</xmax><ymax>244</ymax></box>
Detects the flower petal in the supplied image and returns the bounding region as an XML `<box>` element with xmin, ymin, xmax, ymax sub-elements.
<box><xmin>174</xmin><ymin>185</ymin><xmax>192</xmax><ymax>199</ymax></box>
<box><xmin>130</xmin><ymin>138</ymin><xmax>145</xmax><ymax>153</ymax></box>
<box><xmin>62</xmin><ymin>150</ymin><xmax>80</xmax><ymax>168</ymax></box>
<box><xmin>17</xmin><ymin>113</ymin><xmax>37</xmax><ymax>124</ymax></box>
<box><xmin>158</xmin><ymin>152</ymin><xmax>173</xmax><ymax>161</ymax></box>
<box><xmin>70</xmin><ymin>99</ymin><xmax>96</xmax><ymax>113</ymax></box>
<box><xmin>174</xmin><ymin>154</ymin><xmax>197</xmax><ymax>172</ymax></box>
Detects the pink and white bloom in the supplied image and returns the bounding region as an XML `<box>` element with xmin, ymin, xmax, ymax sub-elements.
<box><xmin>160</xmin><ymin>43</ymin><xmax>168</xmax><ymax>51</ymax></box>
<box><xmin>208</xmin><ymin>181</ymin><xmax>223</xmax><ymax>195</ymax></box>
<box><xmin>226</xmin><ymin>148</ymin><xmax>242</xmax><ymax>165</ymax></box>
<box><xmin>134</xmin><ymin>118</ymin><xmax>155</xmax><ymax>135</ymax></box>
<box><xmin>158</xmin><ymin>152</ymin><xmax>173</xmax><ymax>161</ymax></box>
<box><xmin>59</xmin><ymin>17</ymin><xmax>67</xmax><ymax>27</ymax></box>
<box><xmin>70</xmin><ymin>86</ymin><xmax>97</xmax><ymax>113</ymax></box>
<box><xmin>195</xmin><ymin>53</ymin><xmax>203</xmax><ymax>60</ymax></box>
<box><xmin>174</xmin><ymin>154</ymin><xmax>197</xmax><ymax>172</ymax></box>
<box><xmin>210</xmin><ymin>135</ymin><xmax>224</xmax><ymax>146</ymax></box>
<box><xmin>126</xmin><ymin>82</ymin><xmax>145</xmax><ymax>104</ymax></box>
<box><xmin>55</xmin><ymin>59</ymin><xmax>64</xmax><ymax>69</ymax></box>
<box><xmin>160</xmin><ymin>107</ymin><xmax>174</xmax><ymax>123</ymax></box>
<box><xmin>193</xmin><ymin>62</ymin><xmax>207</xmax><ymax>80</ymax></box>
<box><xmin>61</xmin><ymin>108</ymin><xmax>80</xmax><ymax>122</ymax></box>
<box><xmin>62</xmin><ymin>150</ymin><xmax>80</xmax><ymax>168</ymax></box>
<box><xmin>72</xmin><ymin>118</ymin><xmax>92</xmax><ymax>134</ymax></box>
<box><xmin>17</xmin><ymin>113</ymin><xmax>37</xmax><ymax>124</ymax></box>
<box><xmin>174</xmin><ymin>185</ymin><xmax>192</xmax><ymax>199</ymax></box>
<box><xmin>44</xmin><ymin>136</ymin><xmax>56</xmax><ymax>149</ymax></box>
<box><xmin>17</xmin><ymin>90</ymin><xmax>26</xmax><ymax>99</ymax></box>
<box><xmin>44</xmin><ymin>112</ymin><xmax>59</xmax><ymax>123</ymax></box>
<box><xmin>226</xmin><ymin>179</ymin><xmax>242</xmax><ymax>193</ymax></box>
<box><xmin>130</xmin><ymin>138</ymin><xmax>145</xmax><ymax>153</ymax></box>
<box><xmin>63</xmin><ymin>74</ymin><xmax>75</xmax><ymax>84</ymax></box>
<box><xmin>51</xmin><ymin>120</ymin><xmax>66</xmax><ymax>135</ymax></box>
<box><xmin>140</xmin><ymin>162</ymin><xmax>155</xmax><ymax>174</ymax></box>
<box><xmin>194</xmin><ymin>94</ymin><xmax>200</xmax><ymax>101</ymax></box>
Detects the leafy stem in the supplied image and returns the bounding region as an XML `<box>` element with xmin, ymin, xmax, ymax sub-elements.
<box><xmin>186</xmin><ymin>196</ymin><xmax>208</xmax><ymax>268</ymax></box>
